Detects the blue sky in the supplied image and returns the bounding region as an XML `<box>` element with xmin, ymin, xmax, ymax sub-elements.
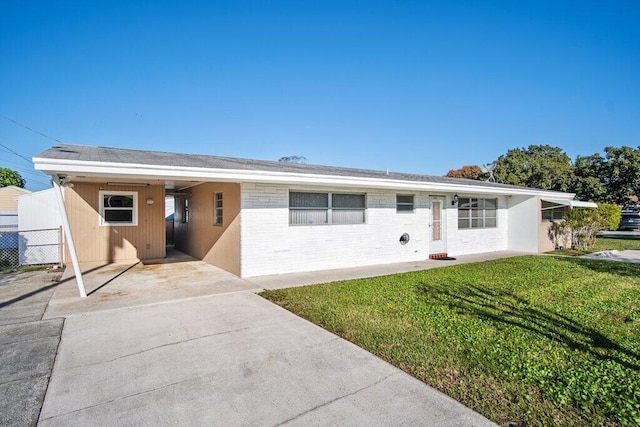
<box><xmin>1</xmin><ymin>1</ymin><xmax>638</xmax><ymax>191</ymax></box>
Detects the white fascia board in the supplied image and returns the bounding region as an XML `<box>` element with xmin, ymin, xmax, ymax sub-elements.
<box><xmin>542</xmin><ymin>198</ymin><xmax>598</xmax><ymax>208</ymax></box>
<box><xmin>33</xmin><ymin>157</ymin><xmax>575</xmax><ymax>198</ymax></box>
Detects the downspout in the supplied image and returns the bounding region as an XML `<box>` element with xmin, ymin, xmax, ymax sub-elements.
<box><xmin>53</xmin><ymin>178</ymin><xmax>87</xmax><ymax>298</ymax></box>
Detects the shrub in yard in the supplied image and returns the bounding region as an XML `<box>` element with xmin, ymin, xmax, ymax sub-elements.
<box><xmin>562</xmin><ymin>208</ymin><xmax>608</xmax><ymax>250</ymax></box>
<box><xmin>597</xmin><ymin>203</ymin><xmax>622</xmax><ymax>231</ymax></box>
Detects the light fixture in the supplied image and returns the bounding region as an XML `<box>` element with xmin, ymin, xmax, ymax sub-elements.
<box><xmin>452</xmin><ymin>194</ymin><xmax>459</xmax><ymax>206</ymax></box>
<box><xmin>106</xmin><ymin>182</ymin><xmax>150</xmax><ymax>187</ymax></box>
<box><xmin>146</xmin><ymin>198</ymin><xmax>154</xmax><ymax>205</ymax></box>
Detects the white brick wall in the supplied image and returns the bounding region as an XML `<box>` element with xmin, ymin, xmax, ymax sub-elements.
<box><xmin>239</xmin><ymin>184</ymin><xmax>510</xmax><ymax>277</ymax></box>
<box><xmin>445</xmin><ymin>195</ymin><xmax>509</xmax><ymax>256</ymax></box>
<box><xmin>240</xmin><ymin>183</ymin><xmax>434</xmax><ymax>277</ymax></box>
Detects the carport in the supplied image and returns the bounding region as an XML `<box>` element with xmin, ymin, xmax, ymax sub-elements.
<box><xmin>43</xmin><ymin>248</ymin><xmax>260</xmax><ymax>319</ymax></box>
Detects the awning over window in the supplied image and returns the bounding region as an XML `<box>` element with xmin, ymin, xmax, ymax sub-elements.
<box><xmin>541</xmin><ymin>198</ymin><xmax>598</xmax><ymax>208</ymax></box>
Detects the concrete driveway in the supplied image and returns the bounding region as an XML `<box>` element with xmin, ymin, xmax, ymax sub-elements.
<box><xmin>40</xmin><ymin>291</ymin><xmax>494</xmax><ymax>426</ymax></box>
<box><xmin>0</xmin><ymin>269</ymin><xmax>64</xmax><ymax>426</ymax></box>
<box><xmin>36</xmin><ymin>251</ymin><xmax>496</xmax><ymax>426</ymax></box>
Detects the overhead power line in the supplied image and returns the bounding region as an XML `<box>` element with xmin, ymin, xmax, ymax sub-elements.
<box><xmin>0</xmin><ymin>144</ymin><xmax>33</xmax><ymax>164</ymax></box>
<box><xmin>0</xmin><ymin>114</ymin><xmax>63</xmax><ymax>144</ymax></box>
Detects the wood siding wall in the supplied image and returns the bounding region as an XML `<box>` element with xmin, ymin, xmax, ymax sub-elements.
<box><xmin>174</xmin><ymin>182</ymin><xmax>240</xmax><ymax>275</ymax></box>
<box><xmin>65</xmin><ymin>183</ymin><xmax>165</xmax><ymax>262</ymax></box>
<box><xmin>0</xmin><ymin>186</ymin><xmax>30</xmax><ymax>211</ymax></box>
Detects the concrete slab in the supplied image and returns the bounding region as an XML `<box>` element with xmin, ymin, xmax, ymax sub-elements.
<box><xmin>0</xmin><ymin>269</ymin><xmax>64</xmax><ymax>427</ymax></box>
<box><xmin>249</xmin><ymin>250</ymin><xmax>527</xmax><ymax>290</ymax></box>
<box><xmin>581</xmin><ymin>250</ymin><xmax>640</xmax><ymax>264</ymax></box>
<box><xmin>0</xmin><ymin>269</ymin><xmax>62</xmax><ymax>326</ymax></box>
<box><xmin>44</xmin><ymin>250</ymin><xmax>261</xmax><ymax>318</ymax></box>
<box><xmin>40</xmin><ymin>292</ymin><xmax>496</xmax><ymax>426</ymax></box>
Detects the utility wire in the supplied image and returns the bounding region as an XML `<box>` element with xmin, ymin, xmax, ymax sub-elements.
<box><xmin>0</xmin><ymin>114</ymin><xmax>63</xmax><ymax>144</ymax></box>
<box><xmin>0</xmin><ymin>142</ymin><xmax>34</xmax><ymax>164</ymax></box>
<box><xmin>0</xmin><ymin>143</ymin><xmax>33</xmax><ymax>166</ymax></box>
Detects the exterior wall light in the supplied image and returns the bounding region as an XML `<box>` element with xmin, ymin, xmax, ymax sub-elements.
<box><xmin>146</xmin><ymin>198</ymin><xmax>154</xmax><ymax>205</ymax></box>
<box><xmin>452</xmin><ymin>194</ymin><xmax>459</xmax><ymax>206</ymax></box>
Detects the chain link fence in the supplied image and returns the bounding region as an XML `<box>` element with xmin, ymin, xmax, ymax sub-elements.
<box><xmin>0</xmin><ymin>226</ymin><xmax>63</xmax><ymax>270</ymax></box>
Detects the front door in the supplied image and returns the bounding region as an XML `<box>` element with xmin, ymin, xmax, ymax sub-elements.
<box><xmin>429</xmin><ymin>197</ymin><xmax>446</xmax><ymax>255</ymax></box>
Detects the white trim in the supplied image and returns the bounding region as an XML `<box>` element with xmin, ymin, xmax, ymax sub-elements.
<box><xmin>213</xmin><ymin>192</ymin><xmax>223</xmax><ymax>226</ymax></box>
<box><xmin>98</xmin><ymin>190</ymin><xmax>138</xmax><ymax>226</ymax></box>
<box><xmin>33</xmin><ymin>157</ymin><xmax>577</xmax><ymax>198</ymax></box>
<box><xmin>53</xmin><ymin>181</ymin><xmax>86</xmax><ymax>298</ymax></box>
<box><xmin>541</xmin><ymin>198</ymin><xmax>598</xmax><ymax>208</ymax></box>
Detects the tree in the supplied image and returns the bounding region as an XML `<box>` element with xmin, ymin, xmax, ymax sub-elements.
<box><xmin>0</xmin><ymin>168</ymin><xmax>25</xmax><ymax>188</ymax></box>
<box><xmin>445</xmin><ymin>165</ymin><xmax>486</xmax><ymax>180</ymax></box>
<box><xmin>573</xmin><ymin>153</ymin><xmax>607</xmax><ymax>202</ymax></box>
<box><xmin>599</xmin><ymin>146</ymin><xmax>640</xmax><ymax>205</ymax></box>
<box><xmin>278</xmin><ymin>156</ymin><xmax>307</xmax><ymax>164</ymax></box>
<box><xmin>493</xmin><ymin>145</ymin><xmax>574</xmax><ymax>191</ymax></box>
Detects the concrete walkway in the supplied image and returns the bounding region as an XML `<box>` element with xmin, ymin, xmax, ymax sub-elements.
<box><xmin>35</xmin><ymin>249</ymin><xmax>507</xmax><ymax>426</ymax></box>
<box><xmin>249</xmin><ymin>250</ymin><xmax>526</xmax><ymax>290</ymax></box>
<box><xmin>581</xmin><ymin>249</ymin><xmax>640</xmax><ymax>264</ymax></box>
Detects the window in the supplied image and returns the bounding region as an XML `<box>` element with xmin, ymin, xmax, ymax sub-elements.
<box><xmin>213</xmin><ymin>193</ymin><xmax>223</xmax><ymax>226</ymax></box>
<box><xmin>289</xmin><ymin>192</ymin><xmax>365</xmax><ymax>225</ymax></box>
<box><xmin>99</xmin><ymin>191</ymin><xmax>137</xmax><ymax>226</ymax></box>
<box><xmin>182</xmin><ymin>198</ymin><xmax>189</xmax><ymax>223</ymax></box>
<box><xmin>458</xmin><ymin>197</ymin><xmax>497</xmax><ymax>229</ymax></box>
<box><xmin>396</xmin><ymin>195</ymin><xmax>414</xmax><ymax>212</ymax></box>
<box><xmin>541</xmin><ymin>201</ymin><xmax>568</xmax><ymax>222</ymax></box>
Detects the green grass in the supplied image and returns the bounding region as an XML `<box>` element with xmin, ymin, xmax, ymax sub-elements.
<box><xmin>261</xmin><ymin>256</ymin><xmax>640</xmax><ymax>426</ymax></box>
<box><xmin>553</xmin><ymin>237</ymin><xmax>640</xmax><ymax>256</ymax></box>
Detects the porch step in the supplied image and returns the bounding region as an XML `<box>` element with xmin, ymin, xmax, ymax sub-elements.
<box><xmin>429</xmin><ymin>253</ymin><xmax>449</xmax><ymax>260</ymax></box>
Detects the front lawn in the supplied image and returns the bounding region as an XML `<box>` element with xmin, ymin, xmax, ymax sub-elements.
<box><xmin>261</xmin><ymin>256</ymin><xmax>640</xmax><ymax>426</ymax></box>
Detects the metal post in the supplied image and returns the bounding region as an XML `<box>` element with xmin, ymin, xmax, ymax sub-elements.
<box><xmin>58</xmin><ymin>226</ymin><xmax>64</xmax><ymax>269</ymax></box>
<box><xmin>53</xmin><ymin>180</ymin><xmax>87</xmax><ymax>298</ymax></box>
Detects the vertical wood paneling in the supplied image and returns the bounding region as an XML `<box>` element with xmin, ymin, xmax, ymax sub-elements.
<box><xmin>0</xmin><ymin>186</ymin><xmax>30</xmax><ymax>211</ymax></box>
<box><xmin>173</xmin><ymin>182</ymin><xmax>240</xmax><ymax>275</ymax></box>
<box><xmin>65</xmin><ymin>183</ymin><xmax>165</xmax><ymax>262</ymax></box>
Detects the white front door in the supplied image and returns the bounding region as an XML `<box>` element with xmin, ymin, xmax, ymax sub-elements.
<box><xmin>429</xmin><ymin>197</ymin><xmax>446</xmax><ymax>254</ymax></box>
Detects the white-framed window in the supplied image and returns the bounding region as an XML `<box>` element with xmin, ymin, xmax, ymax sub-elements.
<box><xmin>289</xmin><ymin>191</ymin><xmax>366</xmax><ymax>225</ymax></box>
<box><xmin>458</xmin><ymin>197</ymin><xmax>497</xmax><ymax>229</ymax></box>
<box><xmin>99</xmin><ymin>191</ymin><xmax>138</xmax><ymax>226</ymax></box>
<box><xmin>213</xmin><ymin>192</ymin><xmax>223</xmax><ymax>226</ymax></box>
<box><xmin>182</xmin><ymin>198</ymin><xmax>189</xmax><ymax>223</ymax></box>
<box><xmin>541</xmin><ymin>201</ymin><xmax>568</xmax><ymax>222</ymax></box>
<box><xmin>396</xmin><ymin>195</ymin><xmax>414</xmax><ymax>212</ymax></box>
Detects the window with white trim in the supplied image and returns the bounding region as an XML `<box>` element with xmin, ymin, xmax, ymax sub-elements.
<box><xmin>289</xmin><ymin>192</ymin><xmax>366</xmax><ymax>225</ymax></box>
<box><xmin>541</xmin><ymin>201</ymin><xmax>568</xmax><ymax>222</ymax></box>
<box><xmin>396</xmin><ymin>195</ymin><xmax>414</xmax><ymax>212</ymax></box>
<box><xmin>457</xmin><ymin>197</ymin><xmax>497</xmax><ymax>229</ymax></box>
<box><xmin>213</xmin><ymin>192</ymin><xmax>223</xmax><ymax>226</ymax></box>
<box><xmin>182</xmin><ymin>198</ymin><xmax>189</xmax><ymax>223</ymax></box>
<box><xmin>99</xmin><ymin>191</ymin><xmax>138</xmax><ymax>226</ymax></box>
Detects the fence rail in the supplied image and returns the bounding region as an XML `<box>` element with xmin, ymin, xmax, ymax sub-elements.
<box><xmin>0</xmin><ymin>227</ymin><xmax>63</xmax><ymax>270</ymax></box>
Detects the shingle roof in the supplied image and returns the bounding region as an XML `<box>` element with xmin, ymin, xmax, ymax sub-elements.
<box><xmin>36</xmin><ymin>143</ymin><xmax>534</xmax><ymax>191</ymax></box>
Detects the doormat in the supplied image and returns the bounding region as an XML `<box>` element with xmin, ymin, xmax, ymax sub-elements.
<box><xmin>435</xmin><ymin>257</ymin><xmax>457</xmax><ymax>261</ymax></box>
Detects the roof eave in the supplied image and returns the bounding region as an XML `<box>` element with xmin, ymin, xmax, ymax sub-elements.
<box><xmin>33</xmin><ymin>157</ymin><xmax>575</xmax><ymax>198</ymax></box>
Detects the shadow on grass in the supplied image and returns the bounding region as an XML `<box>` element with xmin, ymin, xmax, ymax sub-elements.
<box><xmin>417</xmin><ymin>283</ymin><xmax>640</xmax><ymax>371</ymax></box>
<box><xmin>558</xmin><ymin>256</ymin><xmax>640</xmax><ymax>277</ymax></box>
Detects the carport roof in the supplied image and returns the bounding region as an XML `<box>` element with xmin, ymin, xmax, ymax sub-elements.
<box><xmin>34</xmin><ymin>143</ymin><xmax>575</xmax><ymax>197</ymax></box>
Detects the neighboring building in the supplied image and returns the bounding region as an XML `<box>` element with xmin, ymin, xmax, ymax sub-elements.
<box><xmin>0</xmin><ymin>186</ymin><xmax>30</xmax><ymax>254</ymax></box>
<box><xmin>34</xmin><ymin>144</ymin><xmax>595</xmax><ymax>279</ymax></box>
<box><xmin>0</xmin><ymin>185</ymin><xmax>31</xmax><ymax>212</ymax></box>
<box><xmin>17</xmin><ymin>188</ymin><xmax>64</xmax><ymax>265</ymax></box>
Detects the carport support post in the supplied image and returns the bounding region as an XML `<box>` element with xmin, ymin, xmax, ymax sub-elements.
<box><xmin>53</xmin><ymin>179</ymin><xmax>87</xmax><ymax>298</ymax></box>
